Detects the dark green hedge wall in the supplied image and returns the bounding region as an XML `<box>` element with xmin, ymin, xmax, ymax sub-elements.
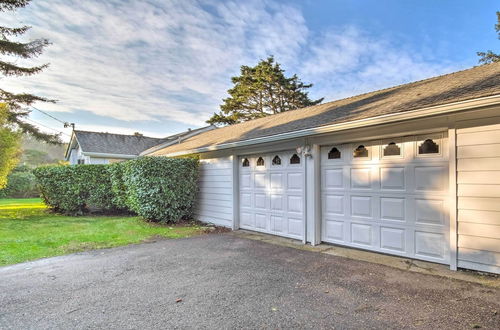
<box><xmin>123</xmin><ymin>157</ymin><xmax>199</xmax><ymax>222</ymax></box>
<box><xmin>33</xmin><ymin>165</ymin><xmax>116</xmax><ymax>214</ymax></box>
<box><xmin>33</xmin><ymin>157</ymin><xmax>199</xmax><ymax>222</ymax></box>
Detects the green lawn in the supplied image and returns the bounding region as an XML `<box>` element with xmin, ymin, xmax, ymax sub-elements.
<box><xmin>0</xmin><ymin>198</ymin><xmax>205</xmax><ymax>266</ymax></box>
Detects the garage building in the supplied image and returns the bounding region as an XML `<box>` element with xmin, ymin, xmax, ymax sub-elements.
<box><xmin>148</xmin><ymin>63</ymin><xmax>500</xmax><ymax>274</ymax></box>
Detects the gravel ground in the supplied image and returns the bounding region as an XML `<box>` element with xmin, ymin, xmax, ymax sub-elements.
<box><xmin>0</xmin><ymin>234</ymin><xmax>499</xmax><ymax>329</ymax></box>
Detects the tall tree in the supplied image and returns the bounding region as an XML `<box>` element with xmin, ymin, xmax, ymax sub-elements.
<box><xmin>477</xmin><ymin>11</ymin><xmax>500</xmax><ymax>64</ymax></box>
<box><xmin>0</xmin><ymin>0</ymin><xmax>59</xmax><ymax>143</ymax></box>
<box><xmin>207</xmin><ymin>56</ymin><xmax>323</xmax><ymax>125</ymax></box>
<box><xmin>0</xmin><ymin>103</ymin><xmax>21</xmax><ymax>189</ymax></box>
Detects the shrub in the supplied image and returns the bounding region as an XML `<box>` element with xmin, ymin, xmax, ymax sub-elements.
<box><xmin>33</xmin><ymin>165</ymin><xmax>118</xmax><ymax>214</ymax></box>
<box><xmin>124</xmin><ymin>157</ymin><xmax>199</xmax><ymax>223</ymax></box>
<box><xmin>0</xmin><ymin>170</ymin><xmax>38</xmax><ymax>198</ymax></box>
<box><xmin>33</xmin><ymin>157</ymin><xmax>199</xmax><ymax>222</ymax></box>
<box><xmin>108</xmin><ymin>162</ymin><xmax>129</xmax><ymax>210</ymax></box>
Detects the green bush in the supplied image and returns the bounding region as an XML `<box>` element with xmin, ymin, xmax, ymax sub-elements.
<box><xmin>108</xmin><ymin>162</ymin><xmax>129</xmax><ymax>210</ymax></box>
<box><xmin>0</xmin><ymin>170</ymin><xmax>38</xmax><ymax>198</ymax></box>
<box><xmin>124</xmin><ymin>157</ymin><xmax>199</xmax><ymax>223</ymax></box>
<box><xmin>33</xmin><ymin>157</ymin><xmax>199</xmax><ymax>222</ymax></box>
<box><xmin>33</xmin><ymin>165</ymin><xmax>118</xmax><ymax>214</ymax></box>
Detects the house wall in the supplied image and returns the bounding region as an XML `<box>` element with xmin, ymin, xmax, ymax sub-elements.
<box><xmin>455</xmin><ymin>116</ymin><xmax>500</xmax><ymax>274</ymax></box>
<box><xmin>194</xmin><ymin>155</ymin><xmax>234</xmax><ymax>227</ymax></box>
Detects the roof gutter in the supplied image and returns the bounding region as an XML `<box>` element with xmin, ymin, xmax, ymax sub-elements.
<box><xmin>83</xmin><ymin>152</ymin><xmax>138</xmax><ymax>159</ymax></box>
<box><xmin>163</xmin><ymin>94</ymin><xmax>500</xmax><ymax>157</ymax></box>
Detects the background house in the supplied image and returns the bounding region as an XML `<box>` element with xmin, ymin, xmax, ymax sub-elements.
<box><xmin>65</xmin><ymin>126</ymin><xmax>214</xmax><ymax>165</ymax></box>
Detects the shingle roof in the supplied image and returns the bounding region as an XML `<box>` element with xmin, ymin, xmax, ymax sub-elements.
<box><xmin>74</xmin><ymin>131</ymin><xmax>169</xmax><ymax>156</ymax></box>
<box><xmin>150</xmin><ymin>62</ymin><xmax>500</xmax><ymax>156</ymax></box>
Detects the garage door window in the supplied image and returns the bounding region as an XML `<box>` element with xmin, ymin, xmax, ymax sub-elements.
<box><xmin>418</xmin><ymin>139</ymin><xmax>439</xmax><ymax>154</ymax></box>
<box><xmin>242</xmin><ymin>158</ymin><xmax>250</xmax><ymax>167</ymax></box>
<box><xmin>290</xmin><ymin>154</ymin><xmax>301</xmax><ymax>164</ymax></box>
<box><xmin>383</xmin><ymin>142</ymin><xmax>401</xmax><ymax>156</ymax></box>
<box><xmin>272</xmin><ymin>155</ymin><xmax>281</xmax><ymax>166</ymax></box>
<box><xmin>328</xmin><ymin>147</ymin><xmax>341</xmax><ymax>159</ymax></box>
<box><xmin>353</xmin><ymin>145</ymin><xmax>368</xmax><ymax>158</ymax></box>
<box><xmin>256</xmin><ymin>157</ymin><xmax>265</xmax><ymax>166</ymax></box>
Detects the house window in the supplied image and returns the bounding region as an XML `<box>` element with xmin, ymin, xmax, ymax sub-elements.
<box><xmin>272</xmin><ymin>155</ymin><xmax>281</xmax><ymax>165</ymax></box>
<box><xmin>418</xmin><ymin>139</ymin><xmax>439</xmax><ymax>154</ymax></box>
<box><xmin>328</xmin><ymin>147</ymin><xmax>341</xmax><ymax>159</ymax></box>
<box><xmin>242</xmin><ymin>158</ymin><xmax>250</xmax><ymax>167</ymax></box>
<box><xmin>383</xmin><ymin>142</ymin><xmax>401</xmax><ymax>156</ymax></box>
<box><xmin>77</xmin><ymin>159</ymin><xmax>85</xmax><ymax>164</ymax></box>
<box><xmin>290</xmin><ymin>154</ymin><xmax>301</xmax><ymax>164</ymax></box>
<box><xmin>353</xmin><ymin>145</ymin><xmax>368</xmax><ymax>158</ymax></box>
<box><xmin>256</xmin><ymin>157</ymin><xmax>265</xmax><ymax>166</ymax></box>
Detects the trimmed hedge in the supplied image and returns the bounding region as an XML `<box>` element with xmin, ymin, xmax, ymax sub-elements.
<box><xmin>108</xmin><ymin>162</ymin><xmax>129</xmax><ymax>210</ymax></box>
<box><xmin>33</xmin><ymin>157</ymin><xmax>199</xmax><ymax>223</ymax></box>
<box><xmin>34</xmin><ymin>164</ymin><xmax>117</xmax><ymax>214</ymax></box>
<box><xmin>123</xmin><ymin>157</ymin><xmax>199</xmax><ymax>222</ymax></box>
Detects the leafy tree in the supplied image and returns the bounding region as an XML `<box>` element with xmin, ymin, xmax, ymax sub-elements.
<box><xmin>477</xmin><ymin>11</ymin><xmax>500</xmax><ymax>64</ymax></box>
<box><xmin>0</xmin><ymin>103</ymin><xmax>21</xmax><ymax>189</ymax></box>
<box><xmin>207</xmin><ymin>56</ymin><xmax>323</xmax><ymax>125</ymax></box>
<box><xmin>0</xmin><ymin>0</ymin><xmax>59</xmax><ymax>143</ymax></box>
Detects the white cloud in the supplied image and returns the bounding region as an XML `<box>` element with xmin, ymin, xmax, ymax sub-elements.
<box><xmin>1</xmin><ymin>0</ymin><xmax>463</xmax><ymax>134</ymax></box>
<box><xmin>299</xmin><ymin>27</ymin><xmax>463</xmax><ymax>101</ymax></box>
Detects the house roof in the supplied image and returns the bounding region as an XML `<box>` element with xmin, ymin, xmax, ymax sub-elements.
<box><xmin>150</xmin><ymin>62</ymin><xmax>500</xmax><ymax>156</ymax></box>
<box><xmin>71</xmin><ymin>131</ymin><xmax>169</xmax><ymax>156</ymax></box>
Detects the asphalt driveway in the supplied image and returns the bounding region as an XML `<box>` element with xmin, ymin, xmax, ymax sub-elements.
<box><xmin>1</xmin><ymin>234</ymin><xmax>499</xmax><ymax>329</ymax></box>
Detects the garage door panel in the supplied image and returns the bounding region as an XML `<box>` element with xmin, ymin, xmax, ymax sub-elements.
<box><xmin>380</xmin><ymin>197</ymin><xmax>405</xmax><ymax>221</ymax></box>
<box><xmin>271</xmin><ymin>215</ymin><xmax>285</xmax><ymax>233</ymax></box>
<box><xmin>415</xmin><ymin>231</ymin><xmax>446</xmax><ymax>260</ymax></box>
<box><xmin>324</xmin><ymin>194</ymin><xmax>345</xmax><ymax>215</ymax></box>
<box><xmin>254</xmin><ymin>173</ymin><xmax>267</xmax><ymax>188</ymax></box>
<box><xmin>323</xmin><ymin>168</ymin><xmax>344</xmax><ymax>189</ymax></box>
<box><xmin>321</xmin><ymin>134</ymin><xmax>450</xmax><ymax>264</ymax></box>
<box><xmin>288</xmin><ymin>218</ymin><xmax>303</xmax><ymax>236</ymax></box>
<box><xmin>380</xmin><ymin>227</ymin><xmax>406</xmax><ymax>253</ymax></box>
<box><xmin>350</xmin><ymin>196</ymin><xmax>373</xmax><ymax>218</ymax></box>
<box><xmin>380</xmin><ymin>167</ymin><xmax>405</xmax><ymax>190</ymax></box>
<box><xmin>240</xmin><ymin>193</ymin><xmax>252</xmax><ymax>208</ymax></box>
<box><xmin>287</xmin><ymin>172</ymin><xmax>303</xmax><ymax>190</ymax></box>
<box><xmin>270</xmin><ymin>173</ymin><xmax>284</xmax><ymax>189</ymax></box>
<box><xmin>255</xmin><ymin>213</ymin><xmax>268</xmax><ymax>230</ymax></box>
<box><xmin>325</xmin><ymin>220</ymin><xmax>344</xmax><ymax>241</ymax></box>
<box><xmin>414</xmin><ymin>166</ymin><xmax>447</xmax><ymax>192</ymax></box>
<box><xmin>350</xmin><ymin>168</ymin><xmax>372</xmax><ymax>189</ymax></box>
<box><xmin>240</xmin><ymin>212</ymin><xmax>254</xmax><ymax>227</ymax></box>
<box><xmin>351</xmin><ymin>223</ymin><xmax>372</xmax><ymax>246</ymax></box>
<box><xmin>270</xmin><ymin>194</ymin><xmax>283</xmax><ymax>211</ymax></box>
<box><xmin>287</xmin><ymin>195</ymin><xmax>303</xmax><ymax>214</ymax></box>
<box><xmin>415</xmin><ymin>198</ymin><xmax>445</xmax><ymax>225</ymax></box>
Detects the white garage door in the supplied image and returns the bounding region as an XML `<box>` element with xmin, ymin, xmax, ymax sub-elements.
<box><xmin>321</xmin><ymin>133</ymin><xmax>450</xmax><ymax>264</ymax></box>
<box><xmin>239</xmin><ymin>151</ymin><xmax>305</xmax><ymax>240</ymax></box>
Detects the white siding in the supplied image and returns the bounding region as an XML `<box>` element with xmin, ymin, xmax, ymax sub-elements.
<box><xmin>456</xmin><ymin>120</ymin><xmax>500</xmax><ymax>274</ymax></box>
<box><xmin>194</xmin><ymin>156</ymin><xmax>234</xmax><ymax>227</ymax></box>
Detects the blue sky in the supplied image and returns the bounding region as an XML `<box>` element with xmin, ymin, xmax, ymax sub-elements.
<box><xmin>2</xmin><ymin>0</ymin><xmax>499</xmax><ymax>141</ymax></box>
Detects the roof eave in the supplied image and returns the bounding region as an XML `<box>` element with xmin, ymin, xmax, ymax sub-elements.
<box><xmin>160</xmin><ymin>93</ymin><xmax>500</xmax><ymax>157</ymax></box>
<box><xmin>82</xmin><ymin>152</ymin><xmax>138</xmax><ymax>159</ymax></box>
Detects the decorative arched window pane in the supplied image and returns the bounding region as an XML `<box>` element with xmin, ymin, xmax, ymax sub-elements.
<box><xmin>419</xmin><ymin>139</ymin><xmax>439</xmax><ymax>154</ymax></box>
<box><xmin>328</xmin><ymin>147</ymin><xmax>341</xmax><ymax>159</ymax></box>
<box><xmin>383</xmin><ymin>142</ymin><xmax>401</xmax><ymax>156</ymax></box>
<box><xmin>353</xmin><ymin>145</ymin><xmax>368</xmax><ymax>158</ymax></box>
<box><xmin>242</xmin><ymin>158</ymin><xmax>250</xmax><ymax>167</ymax></box>
<box><xmin>256</xmin><ymin>157</ymin><xmax>265</xmax><ymax>166</ymax></box>
<box><xmin>290</xmin><ymin>154</ymin><xmax>301</xmax><ymax>164</ymax></box>
<box><xmin>272</xmin><ymin>155</ymin><xmax>281</xmax><ymax>165</ymax></box>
